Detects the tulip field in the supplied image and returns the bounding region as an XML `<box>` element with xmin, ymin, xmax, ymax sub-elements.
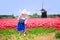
<box><xmin>0</xmin><ymin>18</ymin><xmax>18</xmax><ymax>30</ymax></box>
<box><xmin>0</xmin><ymin>18</ymin><xmax>60</xmax><ymax>40</ymax></box>
<box><xmin>0</xmin><ymin>18</ymin><xmax>60</xmax><ymax>30</ymax></box>
<box><xmin>26</xmin><ymin>18</ymin><xmax>60</xmax><ymax>31</ymax></box>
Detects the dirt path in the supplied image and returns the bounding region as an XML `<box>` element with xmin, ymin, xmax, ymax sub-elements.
<box><xmin>25</xmin><ymin>32</ymin><xmax>60</xmax><ymax>40</ymax></box>
<box><xmin>0</xmin><ymin>32</ymin><xmax>60</xmax><ymax>40</ymax></box>
<box><xmin>33</xmin><ymin>32</ymin><xmax>56</xmax><ymax>40</ymax></box>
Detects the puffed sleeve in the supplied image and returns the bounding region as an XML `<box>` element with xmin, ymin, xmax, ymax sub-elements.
<box><xmin>25</xmin><ymin>16</ymin><xmax>29</xmax><ymax>24</ymax></box>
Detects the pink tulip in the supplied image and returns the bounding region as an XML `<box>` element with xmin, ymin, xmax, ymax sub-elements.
<box><xmin>0</xmin><ymin>18</ymin><xmax>60</xmax><ymax>30</ymax></box>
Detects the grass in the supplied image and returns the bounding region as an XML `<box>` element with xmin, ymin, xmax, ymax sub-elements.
<box><xmin>26</xmin><ymin>27</ymin><xmax>55</xmax><ymax>35</ymax></box>
<box><xmin>55</xmin><ymin>32</ymin><xmax>60</xmax><ymax>39</ymax></box>
<box><xmin>0</xmin><ymin>27</ymin><xmax>56</xmax><ymax>40</ymax></box>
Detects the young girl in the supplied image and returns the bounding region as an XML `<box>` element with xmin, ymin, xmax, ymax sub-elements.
<box><xmin>16</xmin><ymin>9</ymin><xmax>28</xmax><ymax>37</ymax></box>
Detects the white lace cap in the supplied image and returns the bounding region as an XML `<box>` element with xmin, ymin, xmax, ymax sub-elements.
<box><xmin>21</xmin><ymin>9</ymin><xmax>30</xmax><ymax>15</ymax></box>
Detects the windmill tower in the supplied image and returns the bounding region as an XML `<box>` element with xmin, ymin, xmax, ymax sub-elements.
<box><xmin>40</xmin><ymin>0</ymin><xmax>47</xmax><ymax>18</ymax></box>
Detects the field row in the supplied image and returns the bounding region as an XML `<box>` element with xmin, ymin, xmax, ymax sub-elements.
<box><xmin>0</xmin><ymin>18</ymin><xmax>60</xmax><ymax>30</ymax></box>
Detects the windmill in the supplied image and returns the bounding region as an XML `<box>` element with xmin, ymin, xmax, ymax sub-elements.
<box><xmin>40</xmin><ymin>0</ymin><xmax>47</xmax><ymax>18</ymax></box>
<box><xmin>35</xmin><ymin>0</ymin><xmax>60</xmax><ymax>18</ymax></box>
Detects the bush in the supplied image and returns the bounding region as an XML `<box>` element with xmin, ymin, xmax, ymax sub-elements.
<box><xmin>55</xmin><ymin>32</ymin><xmax>60</xmax><ymax>39</ymax></box>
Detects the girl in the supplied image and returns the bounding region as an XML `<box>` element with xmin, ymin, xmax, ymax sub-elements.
<box><xmin>16</xmin><ymin>9</ymin><xmax>29</xmax><ymax>37</ymax></box>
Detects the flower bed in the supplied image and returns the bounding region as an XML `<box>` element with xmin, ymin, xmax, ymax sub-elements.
<box><xmin>0</xmin><ymin>18</ymin><xmax>60</xmax><ymax>30</ymax></box>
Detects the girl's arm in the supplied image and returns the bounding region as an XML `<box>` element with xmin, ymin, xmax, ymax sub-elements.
<box><xmin>25</xmin><ymin>16</ymin><xmax>30</xmax><ymax>24</ymax></box>
<box><xmin>17</xmin><ymin>16</ymin><xmax>20</xmax><ymax>21</ymax></box>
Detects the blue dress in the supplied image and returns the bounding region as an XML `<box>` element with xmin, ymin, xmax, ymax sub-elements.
<box><xmin>16</xmin><ymin>16</ymin><xmax>26</xmax><ymax>32</ymax></box>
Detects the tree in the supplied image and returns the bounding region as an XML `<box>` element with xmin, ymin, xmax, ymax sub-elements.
<box><xmin>28</xmin><ymin>13</ymin><xmax>41</xmax><ymax>18</ymax></box>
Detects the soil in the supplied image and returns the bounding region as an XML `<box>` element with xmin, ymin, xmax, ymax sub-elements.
<box><xmin>0</xmin><ymin>32</ymin><xmax>60</xmax><ymax>40</ymax></box>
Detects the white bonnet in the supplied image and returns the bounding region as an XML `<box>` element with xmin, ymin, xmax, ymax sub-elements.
<box><xmin>21</xmin><ymin>9</ymin><xmax>30</xmax><ymax>15</ymax></box>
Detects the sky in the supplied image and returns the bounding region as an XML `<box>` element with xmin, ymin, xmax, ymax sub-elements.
<box><xmin>0</xmin><ymin>0</ymin><xmax>60</xmax><ymax>16</ymax></box>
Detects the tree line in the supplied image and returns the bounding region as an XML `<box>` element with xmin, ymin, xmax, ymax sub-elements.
<box><xmin>0</xmin><ymin>13</ymin><xmax>60</xmax><ymax>18</ymax></box>
<box><xmin>28</xmin><ymin>13</ymin><xmax>60</xmax><ymax>18</ymax></box>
